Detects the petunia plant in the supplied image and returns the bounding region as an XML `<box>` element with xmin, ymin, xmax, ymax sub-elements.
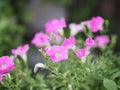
<box><xmin>0</xmin><ymin>16</ymin><xmax>120</xmax><ymax>90</ymax></box>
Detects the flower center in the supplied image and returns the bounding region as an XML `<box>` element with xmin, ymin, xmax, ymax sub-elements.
<box><xmin>55</xmin><ymin>53</ymin><xmax>61</xmax><ymax>58</ymax></box>
<box><xmin>2</xmin><ymin>64</ymin><xmax>7</xmax><ymax>69</ymax></box>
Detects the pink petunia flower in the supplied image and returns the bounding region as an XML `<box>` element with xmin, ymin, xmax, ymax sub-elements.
<box><xmin>11</xmin><ymin>44</ymin><xmax>29</xmax><ymax>60</ymax></box>
<box><xmin>45</xmin><ymin>18</ymin><xmax>66</xmax><ymax>34</ymax></box>
<box><xmin>76</xmin><ymin>48</ymin><xmax>90</xmax><ymax>62</ymax></box>
<box><xmin>45</xmin><ymin>45</ymin><xmax>68</xmax><ymax>62</ymax></box>
<box><xmin>31</xmin><ymin>32</ymin><xmax>49</xmax><ymax>47</ymax></box>
<box><xmin>94</xmin><ymin>35</ymin><xmax>110</xmax><ymax>48</ymax></box>
<box><xmin>85</xmin><ymin>37</ymin><xmax>95</xmax><ymax>48</ymax></box>
<box><xmin>90</xmin><ymin>16</ymin><xmax>104</xmax><ymax>32</ymax></box>
<box><xmin>62</xmin><ymin>36</ymin><xmax>76</xmax><ymax>50</ymax></box>
<box><xmin>0</xmin><ymin>56</ymin><xmax>15</xmax><ymax>76</ymax></box>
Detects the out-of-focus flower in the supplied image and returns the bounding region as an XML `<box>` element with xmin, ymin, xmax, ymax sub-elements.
<box><xmin>45</xmin><ymin>18</ymin><xmax>66</xmax><ymax>43</ymax></box>
<box><xmin>0</xmin><ymin>56</ymin><xmax>15</xmax><ymax>82</ymax></box>
<box><xmin>68</xmin><ymin>84</ymin><xmax>72</xmax><ymax>90</ymax></box>
<box><xmin>95</xmin><ymin>35</ymin><xmax>110</xmax><ymax>48</ymax></box>
<box><xmin>69</xmin><ymin>23</ymin><xmax>83</xmax><ymax>36</ymax></box>
<box><xmin>34</xmin><ymin>63</ymin><xmax>45</xmax><ymax>73</ymax></box>
<box><xmin>62</xmin><ymin>36</ymin><xmax>76</xmax><ymax>50</ymax></box>
<box><xmin>82</xmin><ymin>20</ymin><xmax>91</xmax><ymax>29</ymax></box>
<box><xmin>31</xmin><ymin>32</ymin><xmax>49</xmax><ymax>47</ymax></box>
<box><xmin>45</xmin><ymin>18</ymin><xmax>66</xmax><ymax>34</ymax></box>
<box><xmin>76</xmin><ymin>48</ymin><xmax>90</xmax><ymax>62</ymax></box>
<box><xmin>0</xmin><ymin>56</ymin><xmax>15</xmax><ymax>74</ymax></box>
<box><xmin>90</xmin><ymin>16</ymin><xmax>104</xmax><ymax>32</ymax></box>
<box><xmin>11</xmin><ymin>44</ymin><xmax>29</xmax><ymax>60</ymax></box>
<box><xmin>85</xmin><ymin>37</ymin><xmax>95</xmax><ymax>48</ymax></box>
<box><xmin>45</xmin><ymin>45</ymin><xmax>68</xmax><ymax>62</ymax></box>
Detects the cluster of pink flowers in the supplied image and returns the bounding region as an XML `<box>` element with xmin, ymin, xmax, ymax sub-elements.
<box><xmin>0</xmin><ymin>16</ymin><xmax>111</xmax><ymax>82</ymax></box>
<box><xmin>0</xmin><ymin>44</ymin><xmax>30</xmax><ymax>82</ymax></box>
<box><xmin>31</xmin><ymin>17</ymin><xmax>110</xmax><ymax>63</ymax></box>
<box><xmin>75</xmin><ymin>37</ymin><xmax>95</xmax><ymax>62</ymax></box>
<box><xmin>45</xmin><ymin>36</ymin><xmax>95</xmax><ymax>63</ymax></box>
<box><xmin>31</xmin><ymin>18</ymin><xmax>66</xmax><ymax>47</ymax></box>
<box><xmin>45</xmin><ymin>36</ymin><xmax>75</xmax><ymax>62</ymax></box>
<box><xmin>0</xmin><ymin>56</ymin><xmax>15</xmax><ymax>82</ymax></box>
<box><xmin>69</xmin><ymin>16</ymin><xmax>105</xmax><ymax>36</ymax></box>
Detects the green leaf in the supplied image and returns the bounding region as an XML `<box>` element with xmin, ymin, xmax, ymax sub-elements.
<box><xmin>103</xmin><ymin>79</ymin><xmax>118</xmax><ymax>90</ymax></box>
<box><xmin>111</xmin><ymin>71</ymin><xmax>120</xmax><ymax>80</ymax></box>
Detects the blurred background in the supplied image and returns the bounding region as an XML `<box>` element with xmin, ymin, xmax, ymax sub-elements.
<box><xmin>0</xmin><ymin>0</ymin><xmax>120</xmax><ymax>57</ymax></box>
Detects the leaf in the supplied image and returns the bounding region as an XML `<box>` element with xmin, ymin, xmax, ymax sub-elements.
<box><xmin>111</xmin><ymin>71</ymin><xmax>120</xmax><ymax>80</ymax></box>
<box><xmin>103</xmin><ymin>79</ymin><xmax>118</xmax><ymax>90</ymax></box>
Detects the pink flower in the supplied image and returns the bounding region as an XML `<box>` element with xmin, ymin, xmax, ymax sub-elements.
<box><xmin>45</xmin><ymin>18</ymin><xmax>66</xmax><ymax>34</ymax></box>
<box><xmin>45</xmin><ymin>46</ymin><xmax>68</xmax><ymax>62</ymax></box>
<box><xmin>76</xmin><ymin>48</ymin><xmax>90</xmax><ymax>61</ymax></box>
<box><xmin>95</xmin><ymin>35</ymin><xmax>110</xmax><ymax>48</ymax></box>
<box><xmin>11</xmin><ymin>44</ymin><xmax>29</xmax><ymax>59</ymax></box>
<box><xmin>0</xmin><ymin>56</ymin><xmax>15</xmax><ymax>74</ymax></box>
<box><xmin>0</xmin><ymin>56</ymin><xmax>15</xmax><ymax>82</ymax></box>
<box><xmin>62</xmin><ymin>36</ymin><xmax>76</xmax><ymax>50</ymax></box>
<box><xmin>31</xmin><ymin>32</ymin><xmax>49</xmax><ymax>47</ymax></box>
<box><xmin>85</xmin><ymin>37</ymin><xmax>95</xmax><ymax>48</ymax></box>
<box><xmin>90</xmin><ymin>16</ymin><xmax>104</xmax><ymax>32</ymax></box>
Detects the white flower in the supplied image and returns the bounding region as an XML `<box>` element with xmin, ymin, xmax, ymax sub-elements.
<box><xmin>34</xmin><ymin>63</ymin><xmax>45</xmax><ymax>73</ymax></box>
<box><xmin>68</xmin><ymin>84</ymin><xmax>72</xmax><ymax>90</ymax></box>
<box><xmin>69</xmin><ymin>23</ymin><xmax>83</xmax><ymax>36</ymax></box>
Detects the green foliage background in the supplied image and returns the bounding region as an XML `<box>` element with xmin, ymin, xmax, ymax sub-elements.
<box><xmin>0</xmin><ymin>0</ymin><xmax>27</xmax><ymax>56</ymax></box>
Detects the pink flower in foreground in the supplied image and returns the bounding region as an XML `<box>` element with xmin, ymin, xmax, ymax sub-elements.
<box><xmin>76</xmin><ymin>48</ymin><xmax>90</xmax><ymax>62</ymax></box>
<box><xmin>85</xmin><ymin>37</ymin><xmax>95</xmax><ymax>48</ymax></box>
<box><xmin>45</xmin><ymin>46</ymin><xmax>68</xmax><ymax>62</ymax></box>
<box><xmin>31</xmin><ymin>32</ymin><xmax>49</xmax><ymax>47</ymax></box>
<box><xmin>62</xmin><ymin>36</ymin><xmax>76</xmax><ymax>50</ymax></box>
<box><xmin>11</xmin><ymin>44</ymin><xmax>29</xmax><ymax>59</ymax></box>
<box><xmin>95</xmin><ymin>35</ymin><xmax>110</xmax><ymax>48</ymax></box>
<box><xmin>90</xmin><ymin>16</ymin><xmax>104</xmax><ymax>32</ymax></box>
<box><xmin>0</xmin><ymin>56</ymin><xmax>15</xmax><ymax>74</ymax></box>
<box><xmin>45</xmin><ymin>18</ymin><xmax>66</xmax><ymax>33</ymax></box>
<box><xmin>0</xmin><ymin>56</ymin><xmax>15</xmax><ymax>82</ymax></box>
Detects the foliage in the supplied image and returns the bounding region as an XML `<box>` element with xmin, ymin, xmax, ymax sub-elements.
<box><xmin>0</xmin><ymin>0</ymin><xmax>26</xmax><ymax>55</ymax></box>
